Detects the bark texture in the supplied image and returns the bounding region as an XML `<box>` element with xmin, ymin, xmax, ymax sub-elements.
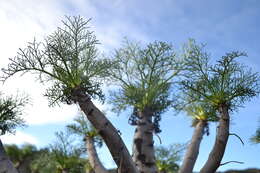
<box><xmin>132</xmin><ymin>108</ymin><xmax>158</xmax><ymax>173</ymax></box>
<box><xmin>86</xmin><ymin>136</ymin><xmax>108</xmax><ymax>173</ymax></box>
<box><xmin>72</xmin><ymin>88</ymin><xmax>138</xmax><ymax>173</ymax></box>
<box><xmin>0</xmin><ymin>139</ymin><xmax>18</xmax><ymax>173</ymax></box>
<box><xmin>178</xmin><ymin>120</ymin><xmax>206</xmax><ymax>173</ymax></box>
<box><xmin>200</xmin><ymin>105</ymin><xmax>230</xmax><ymax>173</ymax></box>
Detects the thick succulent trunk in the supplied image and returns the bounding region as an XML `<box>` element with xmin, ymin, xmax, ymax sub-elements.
<box><xmin>0</xmin><ymin>139</ymin><xmax>18</xmax><ymax>173</ymax></box>
<box><xmin>86</xmin><ymin>136</ymin><xmax>108</xmax><ymax>173</ymax></box>
<box><xmin>200</xmin><ymin>105</ymin><xmax>230</xmax><ymax>173</ymax></box>
<box><xmin>72</xmin><ymin>88</ymin><xmax>138</xmax><ymax>173</ymax></box>
<box><xmin>178</xmin><ymin>120</ymin><xmax>206</xmax><ymax>173</ymax></box>
<box><xmin>132</xmin><ymin>108</ymin><xmax>158</xmax><ymax>173</ymax></box>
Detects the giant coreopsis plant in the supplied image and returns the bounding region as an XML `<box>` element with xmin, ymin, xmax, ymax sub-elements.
<box><xmin>2</xmin><ymin>16</ymin><xmax>138</xmax><ymax>173</ymax></box>
<box><xmin>0</xmin><ymin>93</ymin><xmax>27</xmax><ymax>173</ymax></box>
<box><xmin>180</xmin><ymin>40</ymin><xmax>260</xmax><ymax>173</ymax></box>
<box><xmin>66</xmin><ymin>114</ymin><xmax>108</xmax><ymax>173</ymax></box>
<box><xmin>177</xmin><ymin>102</ymin><xmax>218</xmax><ymax>173</ymax></box>
<box><xmin>109</xmin><ymin>40</ymin><xmax>182</xmax><ymax>173</ymax></box>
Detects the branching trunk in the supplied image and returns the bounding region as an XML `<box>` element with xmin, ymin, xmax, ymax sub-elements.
<box><xmin>178</xmin><ymin>120</ymin><xmax>206</xmax><ymax>173</ymax></box>
<box><xmin>132</xmin><ymin>108</ymin><xmax>158</xmax><ymax>173</ymax></box>
<box><xmin>86</xmin><ymin>136</ymin><xmax>108</xmax><ymax>173</ymax></box>
<box><xmin>0</xmin><ymin>139</ymin><xmax>18</xmax><ymax>173</ymax></box>
<box><xmin>72</xmin><ymin>88</ymin><xmax>138</xmax><ymax>173</ymax></box>
<box><xmin>200</xmin><ymin>105</ymin><xmax>230</xmax><ymax>173</ymax></box>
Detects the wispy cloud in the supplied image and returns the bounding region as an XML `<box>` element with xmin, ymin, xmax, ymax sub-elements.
<box><xmin>0</xmin><ymin>0</ymin><xmax>117</xmax><ymax>125</ymax></box>
<box><xmin>0</xmin><ymin>0</ymin><xmax>149</xmax><ymax>126</ymax></box>
<box><xmin>0</xmin><ymin>0</ymin><xmax>64</xmax><ymax>66</ymax></box>
<box><xmin>1</xmin><ymin>131</ymin><xmax>39</xmax><ymax>145</ymax></box>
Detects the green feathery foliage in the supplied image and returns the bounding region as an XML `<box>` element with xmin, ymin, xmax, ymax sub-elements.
<box><xmin>109</xmin><ymin>40</ymin><xmax>182</xmax><ymax>132</ymax></box>
<box><xmin>4</xmin><ymin>144</ymin><xmax>21</xmax><ymax>165</ymax></box>
<box><xmin>5</xmin><ymin>143</ymin><xmax>84</xmax><ymax>173</ymax></box>
<box><xmin>1</xmin><ymin>16</ymin><xmax>114</xmax><ymax>106</ymax></box>
<box><xmin>185</xmin><ymin>103</ymin><xmax>218</xmax><ymax>136</ymax></box>
<box><xmin>155</xmin><ymin>144</ymin><xmax>186</xmax><ymax>173</ymax></box>
<box><xmin>179</xmin><ymin>39</ymin><xmax>260</xmax><ymax>111</ymax></box>
<box><xmin>5</xmin><ymin>144</ymin><xmax>37</xmax><ymax>163</ymax></box>
<box><xmin>174</xmin><ymin>87</ymin><xmax>218</xmax><ymax>122</ymax></box>
<box><xmin>31</xmin><ymin>131</ymin><xmax>86</xmax><ymax>173</ymax></box>
<box><xmin>30</xmin><ymin>147</ymin><xmax>88</xmax><ymax>173</ymax></box>
<box><xmin>0</xmin><ymin>93</ymin><xmax>27</xmax><ymax>135</ymax></box>
<box><xmin>185</xmin><ymin>104</ymin><xmax>217</xmax><ymax>122</ymax></box>
<box><xmin>5</xmin><ymin>144</ymin><xmax>38</xmax><ymax>172</ymax></box>
<box><xmin>66</xmin><ymin>113</ymin><xmax>103</xmax><ymax>148</ymax></box>
<box><xmin>30</xmin><ymin>148</ymin><xmax>58</xmax><ymax>173</ymax></box>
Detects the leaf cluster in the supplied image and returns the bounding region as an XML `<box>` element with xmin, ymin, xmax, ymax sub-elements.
<box><xmin>110</xmin><ymin>41</ymin><xmax>181</xmax><ymax>112</ymax></box>
<box><xmin>185</xmin><ymin>103</ymin><xmax>218</xmax><ymax>122</ymax></box>
<box><xmin>0</xmin><ymin>93</ymin><xmax>28</xmax><ymax>135</ymax></box>
<box><xmin>5</xmin><ymin>144</ymin><xmax>37</xmax><ymax>164</ymax></box>
<box><xmin>1</xmin><ymin>16</ymin><xmax>114</xmax><ymax>106</ymax></box>
<box><xmin>66</xmin><ymin>113</ymin><xmax>103</xmax><ymax>148</ymax></box>
<box><xmin>179</xmin><ymin>39</ymin><xmax>260</xmax><ymax>111</ymax></box>
<box><xmin>4</xmin><ymin>143</ymin><xmax>38</xmax><ymax>172</ymax></box>
<box><xmin>155</xmin><ymin>143</ymin><xmax>186</xmax><ymax>173</ymax></box>
<box><xmin>109</xmin><ymin>40</ymin><xmax>182</xmax><ymax>132</ymax></box>
<box><xmin>30</xmin><ymin>148</ymin><xmax>87</xmax><ymax>173</ymax></box>
<box><xmin>30</xmin><ymin>148</ymin><xmax>58</xmax><ymax>173</ymax></box>
<box><xmin>45</xmin><ymin>131</ymin><xmax>86</xmax><ymax>173</ymax></box>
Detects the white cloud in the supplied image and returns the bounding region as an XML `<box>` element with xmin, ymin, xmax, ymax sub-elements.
<box><xmin>1</xmin><ymin>131</ymin><xmax>39</xmax><ymax>145</ymax></box>
<box><xmin>0</xmin><ymin>0</ymin><xmax>140</xmax><ymax>126</ymax></box>
<box><xmin>0</xmin><ymin>73</ymin><xmax>79</xmax><ymax>125</ymax></box>
<box><xmin>25</xmin><ymin>102</ymin><xmax>79</xmax><ymax>125</ymax></box>
<box><xmin>1</xmin><ymin>73</ymin><xmax>114</xmax><ymax>125</ymax></box>
<box><xmin>0</xmin><ymin>0</ymin><xmax>78</xmax><ymax>125</ymax></box>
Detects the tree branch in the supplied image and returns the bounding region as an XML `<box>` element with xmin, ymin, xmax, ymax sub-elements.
<box><xmin>220</xmin><ymin>161</ymin><xmax>244</xmax><ymax>166</ymax></box>
<box><xmin>229</xmin><ymin>133</ymin><xmax>244</xmax><ymax>146</ymax></box>
<box><xmin>154</xmin><ymin>133</ymin><xmax>162</xmax><ymax>144</ymax></box>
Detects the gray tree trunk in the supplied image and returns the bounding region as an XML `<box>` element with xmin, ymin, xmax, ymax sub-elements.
<box><xmin>86</xmin><ymin>136</ymin><xmax>108</xmax><ymax>173</ymax></box>
<box><xmin>178</xmin><ymin>120</ymin><xmax>206</xmax><ymax>173</ymax></box>
<box><xmin>71</xmin><ymin>87</ymin><xmax>138</xmax><ymax>173</ymax></box>
<box><xmin>132</xmin><ymin>108</ymin><xmax>158</xmax><ymax>173</ymax></box>
<box><xmin>200</xmin><ymin>105</ymin><xmax>230</xmax><ymax>173</ymax></box>
<box><xmin>0</xmin><ymin>139</ymin><xmax>18</xmax><ymax>173</ymax></box>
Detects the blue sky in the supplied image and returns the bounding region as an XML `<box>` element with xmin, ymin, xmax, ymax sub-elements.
<box><xmin>0</xmin><ymin>0</ymin><xmax>260</xmax><ymax>171</ymax></box>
